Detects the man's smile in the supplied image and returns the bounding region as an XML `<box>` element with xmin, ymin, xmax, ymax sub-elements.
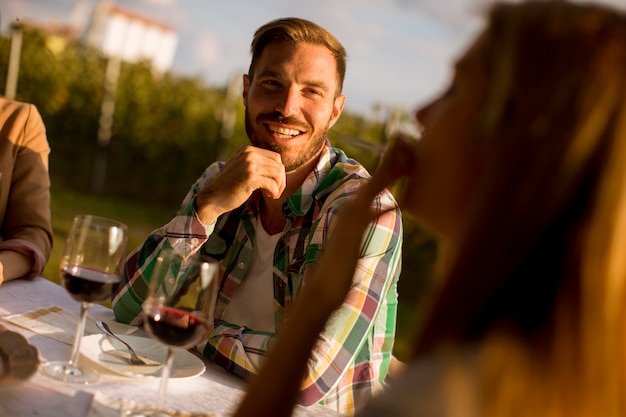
<box><xmin>267</xmin><ymin>124</ymin><xmax>304</xmax><ymax>139</ymax></box>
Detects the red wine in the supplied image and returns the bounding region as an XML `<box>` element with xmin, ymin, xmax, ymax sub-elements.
<box><xmin>145</xmin><ymin>307</ymin><xmax>208</xmax><ymax>348</ymax></box>
<box><xmin>61</xmin><ymin>265</ymin><xmax>120</xmax><ymax>303</ymax></box>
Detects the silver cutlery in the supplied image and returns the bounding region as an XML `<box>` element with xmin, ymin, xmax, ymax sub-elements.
<box><xmin>95</xmin><ymin>321</ymin><xmax>160</xmax><ymax>366</ymax></box>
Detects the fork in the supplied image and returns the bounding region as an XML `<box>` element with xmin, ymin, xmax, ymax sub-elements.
<box><xmin>96</xmin><ymin>321</ymin><xmax>159</xmax><ymax>366</ymax></box>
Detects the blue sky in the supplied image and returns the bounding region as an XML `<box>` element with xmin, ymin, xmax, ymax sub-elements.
<box><xmin>3</xmin><ymin>0</ymin><xmax>625</xmax><ymax>118</ymax></box>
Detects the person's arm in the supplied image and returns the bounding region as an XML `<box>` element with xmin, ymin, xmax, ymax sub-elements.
<box><xmin>298</xmin><ymin>200</ymin><xmax>401</xmax><ymax>406</ymax></box>
<box><xmin>0</xmin><ymin>251</ymin><xmax>33</xmax><ymax>285</ymax></box>
<box><xmin>0</xmin><ymin>102</ymin><xmax>52</xmax><ymax>284</ymax></box>
<box><xmin>113</xmin><ymin>145</ymin><xmax>288</xmax><ymax>320</ymax></box>
<box><xmin>200</xmin><ymin>187</ymin><xmax>401</xmax><ymax>405</ymax></box>
<box><xmin>112</xmin><ymin>164</ymin><xmax>222</xmax><ymax>324</ymax></box>
<box><xmin>233</xmin><ymin>137</ymin><xmax>414</xmax><ymax>417</ymax></box>
<box><xmin>201</xmin><ymin>321</ymin><xmax>277</xmax><ymax>380</ymax></box>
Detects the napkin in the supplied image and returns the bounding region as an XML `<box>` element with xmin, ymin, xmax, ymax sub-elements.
<box><xmin>88</xmin><ymin>392</ymin><xmax>219</xmax><ymax>417</ymax></box>
<box><xmin>2</xmin><ymin>306</ymin><xmax>137</xmax><ymax>345</ymax></box>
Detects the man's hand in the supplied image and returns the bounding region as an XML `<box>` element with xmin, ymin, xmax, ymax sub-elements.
<box><xmin>195</xmin><ymin>146</ymin><xmax>287</xmax><ymax>224</ymax></box>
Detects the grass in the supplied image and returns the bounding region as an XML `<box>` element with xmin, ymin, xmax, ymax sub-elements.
<box><xmin>41</xmin><ymin>184</ymin><xmax>174</xmax><ymax>285</ymax></box>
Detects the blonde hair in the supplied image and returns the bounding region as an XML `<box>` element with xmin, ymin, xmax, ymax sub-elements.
<box><xmin>413</xmin><ymin>1</ymin><xmax>626</xmax><ymax>415</ymax></box>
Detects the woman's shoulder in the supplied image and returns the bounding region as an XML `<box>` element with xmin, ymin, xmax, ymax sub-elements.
<box><xmin>0</xmin><ymin>96</ymin><xmax>33</xmax><ymax>118</ymax></box>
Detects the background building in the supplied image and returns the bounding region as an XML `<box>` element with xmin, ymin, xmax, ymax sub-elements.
<box><xmin>82</xmin><ymin>0</ymin><xmax>178</xmax><ymax>73</ymax></box>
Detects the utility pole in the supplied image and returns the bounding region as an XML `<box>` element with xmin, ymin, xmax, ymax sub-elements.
<box><xmin>215</xmin><ymin>73</ymin><xmax>242</xmax><ymax>160</ymax></box>
<box><xmin>5</xmin><ymin>22</ymin><xmax>23</xmax><ymax>99</ymax></box>
<box><xmin>90</xmin><ymin>56</ymin><xmax>121</xmax><ymax>195</ymax></box>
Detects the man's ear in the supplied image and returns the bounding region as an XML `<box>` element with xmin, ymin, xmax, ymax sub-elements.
<box><xmin>242</xmin><ymin>74</ymin><xmax>251</xmax><ymax>107</ymax></box>
<box><xmin>328</xmin><ymin>94</ymin><xmax>346</xmax><ymax>129</ymax></box>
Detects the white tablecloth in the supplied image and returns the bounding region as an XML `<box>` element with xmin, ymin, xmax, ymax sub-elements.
<box><xmin>0</xmin><ymin>277</ymin><xmax>341</xmax><ymax>417</ymax></box>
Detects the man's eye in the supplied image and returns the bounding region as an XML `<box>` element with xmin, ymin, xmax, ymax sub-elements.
<box><xmin>304</xmin><ymin>88</ymin><xmax>323</xmax><ymax>97</ymax></box>
<box><xmin>261</xmin><ymin>80</ymin><xmax>281</xmax><ymax>88</ymax></box>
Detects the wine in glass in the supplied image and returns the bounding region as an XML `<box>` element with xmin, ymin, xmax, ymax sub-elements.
<box><xmin>42</xmin><ymin>214</ymin><xmax>128</xmax><ymax>384</ymax></box>
<box><xmin>126</xmin><ymin>249</ymin><xmax>219</xmax><ymax>416</ymax></box>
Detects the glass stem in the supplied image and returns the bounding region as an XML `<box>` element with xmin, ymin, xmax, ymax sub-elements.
<box><xmin>68</xmin><ymin>302</ymin><xmax>90</xmax><ymax>367</ymax></box>
<box><xmin>156</xmin><ymin>347</ymin><xmax>175</xmax><ymax>411</ymax></box>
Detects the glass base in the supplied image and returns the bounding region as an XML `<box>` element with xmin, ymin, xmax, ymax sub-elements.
<box><xmin>41</xmin><ymin>360</ymin><xmax>99</xmax><ymax>384</ymax></box>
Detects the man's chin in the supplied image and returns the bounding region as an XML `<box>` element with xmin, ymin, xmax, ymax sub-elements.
<box><xmin>281</xmin><ymin>156</ymin><xmax>306</xmax><ymax>173</ymax></box>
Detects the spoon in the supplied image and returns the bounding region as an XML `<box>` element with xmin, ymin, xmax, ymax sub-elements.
<box><xmin>96</xmin><ymin>321</ymin><xmax>159</xmax><ymax>366</ymax></box>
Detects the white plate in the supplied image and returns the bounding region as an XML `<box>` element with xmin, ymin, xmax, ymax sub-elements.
<box><xmin>80</xmin><ymin>334</ymin><xmax>206</xmax><ymax>379</ymax></box>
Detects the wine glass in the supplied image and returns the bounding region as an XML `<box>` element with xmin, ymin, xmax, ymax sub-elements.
<box><xmin>42</xmin><ymin>214</ymin><xmax>128</xmax><ymax>384</ymax></box>
<box><xmin>125</xmin><ymin>249</ymin><xmax>219</xmax><ymax>417</ymax></box>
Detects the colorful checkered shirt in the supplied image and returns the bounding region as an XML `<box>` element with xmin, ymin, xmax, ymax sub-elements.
<box><xmin>112</xmin><ymin>142</ymin><xmax>403</xmax><ymax>416</ymax></box>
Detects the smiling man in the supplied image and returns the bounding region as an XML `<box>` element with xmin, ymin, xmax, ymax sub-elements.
<box><xmin>112</xmin><ymin>18</ymin><xmax>402</xmax><ymax>416</ymax></box>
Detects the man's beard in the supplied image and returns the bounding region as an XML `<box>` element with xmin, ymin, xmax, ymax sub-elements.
<box><xmin>244</xmin><ymin>109</ymin><xmax>328</xmax><ymax>172</ymax></box>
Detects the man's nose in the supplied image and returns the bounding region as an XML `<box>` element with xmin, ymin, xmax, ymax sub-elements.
<box><xmin>274</xmin><ymin>86</ymin><xmax>301</xmax><ymax>117</ymax></box>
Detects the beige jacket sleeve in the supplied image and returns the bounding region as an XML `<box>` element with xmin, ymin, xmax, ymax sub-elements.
<box><xmin>0</xmin><ymin>97</ymin><xmax>53</xmax><ymax>279</ymax></box>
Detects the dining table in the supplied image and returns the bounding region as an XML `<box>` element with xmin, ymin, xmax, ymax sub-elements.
<box><xmin>0</xmin><ymin>276</ymin><xmax>342</xmax><ymax>417</ymax></box>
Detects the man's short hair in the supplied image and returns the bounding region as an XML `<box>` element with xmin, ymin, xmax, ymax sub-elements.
<box><xmin>248</xmin><ymin>17</ymin><xmax>347</xmax><ymax>95</ymax></box>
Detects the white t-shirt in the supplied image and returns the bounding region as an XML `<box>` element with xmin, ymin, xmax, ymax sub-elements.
<box><xmin>222</xmin><ymin>216</ymin><xmax>280</xmax><ymax>333</ymax></box>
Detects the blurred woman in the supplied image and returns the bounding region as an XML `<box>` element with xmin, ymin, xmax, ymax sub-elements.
<box><xmin>234</xmin><ymin>1</ymin><xmax>626</xmax><ymax>416</ymax></box>
<box><xmin>0</xmin><ymin>97</ymin><xmax>53</xmax><ymax>285</ymax></box>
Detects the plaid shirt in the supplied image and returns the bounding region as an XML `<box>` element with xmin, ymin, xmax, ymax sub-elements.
<box><xmin>112</xmin><ymin>142</ymin><xmax>402</xmax><ymax>416</ymax></box>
